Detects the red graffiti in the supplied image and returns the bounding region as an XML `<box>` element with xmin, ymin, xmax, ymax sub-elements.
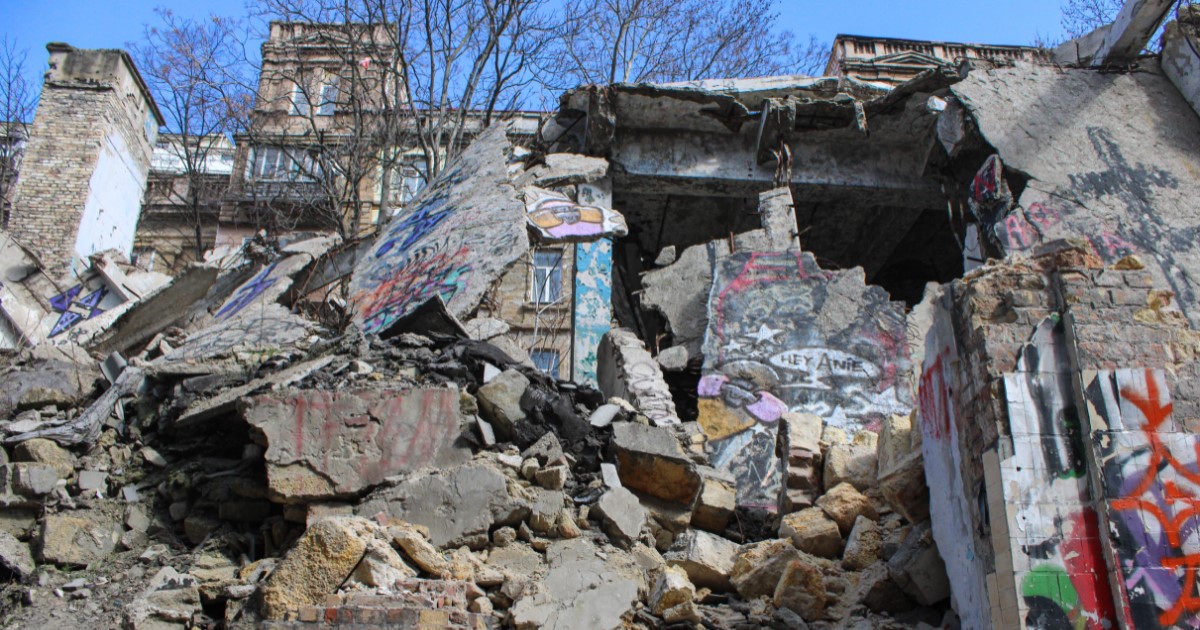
<box><xmin>1026</xmin><ymin>203</ymin><xmax>1062</xmax><ymax>231</ymax></box>
<box><xmin>1060</xmin><ymin>509</ymin><xmax>1120</xmax><ymax>629</ymax></box>
<box><xmin>918</xmin><ymin>350</ymin><xmax>952</xmax><ymax>440</ymax></box>
<box><xmin>1108</xmin><ymin>370</ymin><xmax>1200</xmax><ymax>628</ymax></box>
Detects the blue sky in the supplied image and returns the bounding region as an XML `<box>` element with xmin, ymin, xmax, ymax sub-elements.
<box><xmin>1</xmin><ymin>0</ymin><xmax>1068</xmax><ymax>107</ymax></box>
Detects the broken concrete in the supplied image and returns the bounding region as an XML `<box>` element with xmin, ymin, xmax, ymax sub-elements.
<box><xmin>597</xmin><ymin>329</ymin><xmax>680</xmax><ymax>426</ymax></box>
<box><xmin>356</xmin><ymin>462</ymin><xmax>530</xmax><ymax>549</ymax></box>
<box><xmin>241</xmin><ymin>387</ymin><xmax>470</xmax><ymax>502</ymax></box>
<box><xmin>610</xmin><ymin>422</ymin><xmax>700</xmax><ymax>504</ymax></box>
<box><xmin>349</xmin><ymin>125</ymin><xmax>529</xmax><ymax>335</ymax></box>
<box><xmin>663</xmin><ymin>529</ymin><xmax>738</xmax><ymax>591</ymax></box>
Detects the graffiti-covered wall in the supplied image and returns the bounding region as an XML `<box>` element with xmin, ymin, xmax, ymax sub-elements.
<box><xmin>572</xmin><ymin>239</ymin><xmax>612</xmax><ymax>386</ymax></box>
<box><xmin>919</xmin><ymin>246</ymin><xmax>1200</xmax><ymax>629</ymax></box>
<box><xmin>698</xmin><ymin>250</ymin><xmax>912</xmax><ymax>509</ymax></box>
<box><xmin>349</xmin><ymin>126</ymin><xmax>528</xmax><ymax>335</ymax></box>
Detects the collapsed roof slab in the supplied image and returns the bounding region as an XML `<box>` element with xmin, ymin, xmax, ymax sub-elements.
<box><xmin>558</xmin><ymin>71</ymin><xmax>956</xmax><ymax>204</ymax></box>
<box><xmin>951</xmin><ymin>60</ymin><xmax>1200</xmax><ymax>326</ymax></box>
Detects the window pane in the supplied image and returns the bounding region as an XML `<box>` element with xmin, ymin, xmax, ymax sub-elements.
<box><xmin>530</xmin><ymin>250</ymin><xmax>562</xmax><ymax>303</ymax></box>
<box><xmin>531</xmin><ymin>350</ymin><xmax>560</xmax><ymax>379</ymax></box>
<box><xmin>291</xmin><ymin>84</ymin><xmax>310</xmax><ymax>116</ymax></box>
<box><xmin>318</xmin><ymin>80</ymin><xmax>338</xmax><ymax>116</ymax></box>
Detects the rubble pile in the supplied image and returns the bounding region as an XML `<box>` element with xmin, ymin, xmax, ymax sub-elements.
<box><xmin>0</xmin><ymin>124</ymin><xmax>954</xmax><ymax>630</ymax></box>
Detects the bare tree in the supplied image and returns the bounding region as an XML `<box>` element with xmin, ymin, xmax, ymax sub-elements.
<box><xmin>539</xmin><ymin>0</ymin><xmax>826</xmax><ymax>91</ymax></box>
<box><xmin>131</xmin><ymin>10</ymin><xmax>252</xmax><ymax>261</ymax></box>
<box><xmin>236</xmin><ymin>0</ymin><xmax>549</xmax><ymax>239</ymax></box>
<box><xmin>1061</xmin><ymin>0</ymin><xmax>1193</xmax><ymax>49</ymax></box>
<box><xmin>0</xmin><ymin>37</ymin><xmax>38</xmax><ymax>227</ymax></box>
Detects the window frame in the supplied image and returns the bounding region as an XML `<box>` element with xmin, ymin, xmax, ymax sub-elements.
<box><xmin>531</xmin><ymin>349</ymin><xmax>561</xmax><ymax>379</ymax></box>
<box><xmin>529</xmin><ymin>249</ymin><xmax>564</xmax><ymax>305</ymax></box>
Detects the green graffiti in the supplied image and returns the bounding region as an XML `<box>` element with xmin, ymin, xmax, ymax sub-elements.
<box><xmin>1022</xmin><ymin>565</ymin><xmax>1084</xmax><ymax>630</ymax></box>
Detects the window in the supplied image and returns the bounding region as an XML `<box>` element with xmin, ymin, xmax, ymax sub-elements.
<box><xmin>317</xmin><ymin>78</ymin><xmax>339</xmax><ymax>116</ymax></box>
<box><xmin>529</xmin><ymin>249</ymin><xmax>563</xmax><ymax>304</ymax></box>
<box><xmin>290</xmin><ymin>82</ymin><xmax>311</xmax><ymax>116</ymax></box>
<box><xmin>249</xmin><ymin>146</ymin><xmax>321</xmax><ymax>182</ymax></box>
<box><xmin>388</xmin><ymin>161</ymin><xmax>427</xmax><ymax>209</ymax></box>
<box><xmin>531</xmin><ymin>350</ymin><xmax>561</xmax><ymax>379</ymax></box>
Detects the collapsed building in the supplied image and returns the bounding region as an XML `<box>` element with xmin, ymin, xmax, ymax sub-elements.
<box><xmin>0</xmin><ymin>3</ymin><xmax>1200</xmax><ymax>629</ymax></box>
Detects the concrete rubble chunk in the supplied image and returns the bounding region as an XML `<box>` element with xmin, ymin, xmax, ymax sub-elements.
<box><xmin>529</xmin><ymin>488</ymin><xmax>564</xmax><ymax>534</ymax></box>
<box><xmin>259</xmin><ymin>517</ymin><xmax>373</xmax><ymax>619</ymax></box>
<box><xmin>816</xmin><ymin>482</ymin><xmax>878</xmax><ymax>535</ymax></box>
<box><xmin>592</xmin><ymin>486</ymin><xmax>647</xmax><ymax>547</ymax></box>
<box><xmin>842</xmin><ymin>515</ymin><xmax>882</xmax><ymax>570</ymax></box>
<box><xmin>522</xmin><ymin>432</ymin><xmax>565</xmax><ymax>465</ymax></box>
<box><xmin>784</xmin><ymin>411</ymin><xmax>823</xmax><ymax>455</ymax></box>
<box><xmin>877</xmin><ymin>414</ymin><xmax>929</xmax><ymax>524</ymax></box>
<box><xmin>39</xmin><ymin>510</ymin><xmax>120</xmax><ymax>567</ymax></box>
<box><xmin>349</xmin><ymin>125</ymin><xmax>529</xmax><ymax>334</ymax></box>
<box><xmin>241</xmin><ymin>388</ymin><xmax>470</xmax><ymax>503</ymax></box>
<box><xmin>476</xmin><ymin>369</ymin><xmax>530</xmax><ymax>440</ymax></box>
<box><xmin>730</xmin><ymin>539</ymin><xmax>801</xmax><ymax>600</ymax></box>
<box><xmin>610</xmin><ymin>422</ymin><xmax>700</xmax><ymax>504</ymax></box>
<box><xmin>600</xmin><ymin>462</ymin><xmax>622</xmax><ymax>489</ymax></box>
<box><xmin>464</xmin><ymin>316</ymin><xmax>510</xmax><ymax>341</ymax></box>
<box><xmin>650</xmin><ymin>565</ymin><xmax>699</xmax><ymax>623</ymax></box>
<box><xmin>773</xmin><ymin>557</ymin><xmax>826</xmax><ymax>621</ymax></box>
<box><xmin>640</xmin><ymin>243</ymin><xmax>713</xmax><ymax>357</ymax></box>
<box><xmin>656</xmin><ymin>346</ymin><xmax>689</xmax><ymax>372</ymax></box>
<box><xmin>663</xmin><ymin>529</ymin><xmax>739</xmax><ymax>592</ymax></box>
<box><xmin>535</xmin><ymin>465</ymin><xmax>569</xmax><ymax>491</ymax></box>
<box><xmin>356</xmin><ymin>462</ymin><xmax>530</xmax><ymax>549</ymax></box>
<box><xmin>887</xmin><ymin>520</ymin><xmax>950</xmax><ymax>606</ymax></box>
<box><xmin>588</xmin><ymin>403</ymin><xmax>621</xmax><ymax>428</ymax></box>
<box><xmin>509</xmin><ymin>538</ymin><xmax>640</xmax><ymax>630</ymax></box>
<box><xmin>529</xmin><ymin>152</ymin><xmax>609</xmax><ymax>187</ymax></box>
<box><xmin>597</xmin><ymin>329</ymin><xmax>680</xmax><ymax>426</ymax></box>
<box><xmin>123</xmin><ymin>566</ymin><xmax>202</xmax><ymax>629</ymax></box>
<box><xmin>780</xmin><ymin>507</ymin><xmax>842</xmax><ymax>559</ymax></box>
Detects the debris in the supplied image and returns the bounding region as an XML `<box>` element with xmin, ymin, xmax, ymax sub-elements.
<box><xmin>664</xmin><ymin>529</ymin><xmax>739</xmax><ymax>591</ymax></box>
<box><xmin>477</xmin><ymin>369</ymin><xmax>530</xmax><ymax>441</ymax></box>
<box><xmin>592</xmin><ymin>486</ymin><xmax>647</xmax><ymax>547</ymax></box>
<box><xmin>780</xmin><ymin>507</ymin><xmax>843</xmax><ymax>559</ymax></box>
<box><xmin>610</xmin><ymin>422</ymin><xmax>700</xmax><ymax>504</ymax></box>
<box><xmin>241</xmin><ymin>388</ymin><xmax>470</xmax><ymax>502</ymax></box>
<box><xmin>259</xmin><ymin>517</ymin><xmax>372</xmax><ymax>619</ymax></box>
<box><xmin>39</xmin><ymin>510</ymin><xmax>120</xmax><ymax>567</ymax></box>
<box><xmin>816</xmin><ymin>482</ymin><xmax>878</xmax><ymax>535</ymax></box>
<box><xmin>598</xmin><ymin>329</ymin><xmax>680</xmax><ymax>426</ymax></box>
<box><xmin>650</xmin><ymin>565</ymin><xmax>699</xmax><ymax>623</ymax></box>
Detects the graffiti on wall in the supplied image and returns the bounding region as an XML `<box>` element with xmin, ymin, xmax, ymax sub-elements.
<box><xmin>699</xmin><ymin>251</ymin><xmax>911</xmax><ymax>509</ymax></box>
<box><xmin>1085</xmin><ymin>368</ymin><xmax>1200</xmax><ymax>629</ymax></box>
<box><xmin>572</xmin><ymin>239</ymin><xmax>612</xmax><ymax>386</ymax></box>
<box><xmin>349</xmin><ymin>126</ymin><xmax>527</xmax><ymax>335</ymax></box>
<box><xmin>48</xmin><ymin>284</ymin><xmax>109</xmax><ymax>337</ymax></box>
<box><xmin>918</xmin><ymin>294</ymin><xmax>991</xmax><ymax>630</ymax></box>
<box><xmin>1001</xmin><ymin>317</ymin><xmax>1118</xmax><ymax>630</ymax></box>
<box><xmin>216</xmin><ymin>263</ymin><xmax>279</xmax><ymax>320</ymax></box>
<box><xmin>524</xmin><ymin>187</ymin><xmax>628</xmax><ymax>242</ymax></box>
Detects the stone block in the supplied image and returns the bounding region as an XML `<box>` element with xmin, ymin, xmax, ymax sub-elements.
<box><xmin>780</xmin><ymin>508</ymin><xmax>842</xmax><ymax>559</ymax></box>
<box><xmin>356</xmin><ymin>462</ymin><xmax>530</xmax><ymax>549</ymax></box>
<box><xmin>878</xmin><ymin>450</ymin><xmax>929</xmax><ymax>524</ymax></box>
<box><xmin>783</xmin><ymin>411</ymin><xmax>823</xmax><ymax>454</ymax></box>
<box><xmin>730</xmin><ymin>539</ymin><xmax>800</xmax><ymax>600</ymax></box>
<box><xmin>664</xmin><ymin>529</ymin><xmax>738</xmax><ymax>591</ymax></box>
<box><xmin>823</xmin><ymin>441</ymin><xmax>878</xmax><ymax>492</ymax></box>
<box><xmin>592</xmin><ymin>486</ymin><xmax>647</xmax><ymax>547</ymax></box>
<box><xmin>650</xmin><ymin>566</ymin><xmax>698</xmax><ymax>622</ymax></box>
<box><xmin>260</xmin><ymin>517</ymin><xmax>373</xmax><ymax>619</ymax></box>
<box><xmin>40</xmin><ymin>510</ymin><xmax>120</xmax><ymax>567</ymax></box>
<box><xmin>773</xmin><ymin>557</ymin><xmax>826</xmax><ymax>621</ymax></box>
<box><xmin>887</xmin><ymin>521</ymin><xmax>950</xmax><ymax>606</ymax></box>
<box><xmin>13</xmin><ymin>439</ymin><xmax>75</xmax><ymax>479</ymax></box>
<box><xmin>842</xmin><ymin>515</ymin><xmax>882</xmax><ymax>570</ymax></box>
<box><xmin>13</xmin><ymin>464</ymin><xmax>58</xmax><ymax>497</ymax></box>
<box><xmin>816</xmin><ymin>482</ymin><xmax>878</xmax><ymax>535</ymax></box>
<box><xmin>0</xmin><ymin>530</ymin><xmax>34</xmax><ymax>576</ymax></box>
<box><xmin>611</xmin><ymin>422</ymin><xmax>700</xmax><ymax>505</ymax></box>
<box><xmin>476</xmin><ymin>370</ymin><xmax>530</xmax><ymax>439</ymax></box>
<box><xmin>691</xmin><ymin>469</ymin><xmax>736</xmax><ymax>533</ymax></box>
<box><xmin>241</xmin><ymin>388</ymin><xmax>470</xmax><ymax>503</ymax></box>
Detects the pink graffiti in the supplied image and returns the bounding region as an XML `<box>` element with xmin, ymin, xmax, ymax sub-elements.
<box><xmin>1089</xmin><ymin>232</ymin><xmax>1138</xmax><ymax>262</ymax></box>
